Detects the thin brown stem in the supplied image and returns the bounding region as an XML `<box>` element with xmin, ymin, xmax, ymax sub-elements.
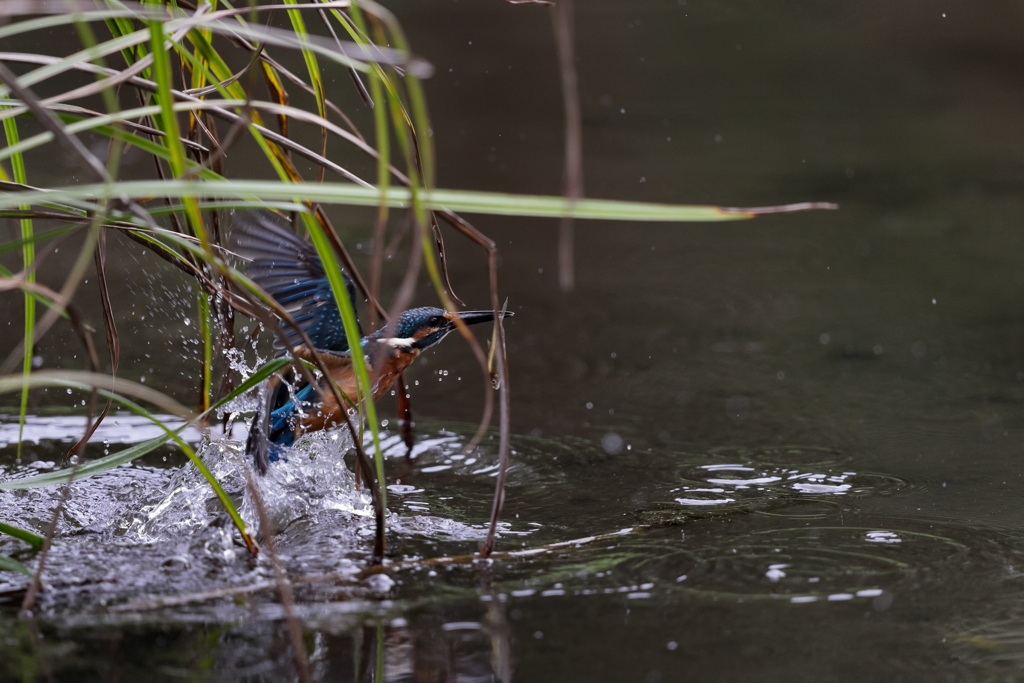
<box><xmin>19</xmin><ymin>459</ymin><xmax>80</xmax><ymax>617</ymax></box>
<box><xmin>552</xmin><ymin>0</ymin><xmax>584</xmax><ymax>293</ymax></box>
<box><xmin>66</xmin><ymin>232</ymin><xmax>120</xmax><ymax>462</ymax></box>
<box><xmin>241</xmin><ymin>466</ymin><xmax>311</xmax><ymax>682</ymax></box>
<box><xmin>479</xmin><ymin>249</ymin><xmax>511</xmax><ymax>559</ymax></box>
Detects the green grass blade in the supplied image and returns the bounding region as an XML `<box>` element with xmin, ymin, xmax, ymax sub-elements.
<box><xmin>0</xmin><ymin>521</ymin><xmax>44</xmax><ymax>548</ymax></box>
<box><xmin>197</xmin><ymin>282</ymin><xmax>211</xmax><ymax>413</ymax></box>
<box><xmin>0</xmin><ymin>555</ymin><xmax>31</xmax><ymax>577</ymax></box>
<box><xmin>103</xmin><ymin>15</ymin><xmax>146</xmax><ymax>69</ymax></box>
<box><xmin>282</xmin><ymin>0</ymin><xmax>327</xmax><ymax>123</ymax></box>
<box><xmin>301</xmin><ymin>212</ymin><xmax>386</xmax><ymax>512</ymax></box>
<box><xmin>148</xmin><ymin>22</ymin><xmax>186</xmax><ymax>176</ymax></box>
<box><xmin>2</xmin><ymin>94</ymin><xmax>34</xmax><ymax>464</ymax></box>
<box><xmin>0</xmin><ymin>432</ymin><xmax>175</xmax><ymax>491</ymax></box>
<box><xmin>0</xmin><ymin>180</ymin><xmax>778</xmax><ymax>221</ymax></box>
<box><xmin>149</xmin><ymin>20</ymin><xmax>210</xmax><ymax>250</ymax></box>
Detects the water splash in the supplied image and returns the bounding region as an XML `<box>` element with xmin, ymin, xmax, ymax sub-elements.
<box><xmin>127</xmin><ymin>429</ymin><xmax>374</xmax><ymax>542</ymax></box>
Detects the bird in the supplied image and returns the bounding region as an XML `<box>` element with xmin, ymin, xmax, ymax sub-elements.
<box><xmin>233</xmin><ymin>210</ymin><xmax>510</xmax><ymax>474</ymax></box>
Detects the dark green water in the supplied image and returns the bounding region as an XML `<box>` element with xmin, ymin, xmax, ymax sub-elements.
<box><xmin>3</xmin><ymin>0</ymin><xmax>1024</xmax><ymax>680</ymax></box>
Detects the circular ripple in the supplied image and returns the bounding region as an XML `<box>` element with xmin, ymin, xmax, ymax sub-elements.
<box><xmin>672</xmin><ymin>461</ymin><xmax>910</xmax><ymax>509</ymax></box>
<box><xmin>754</xmin><ymin>498</ymin><xmax>846</xmax><ymax>519</ymax></box>
<box><xmin>671</xmin><ymin>525</ymin><xmax>968</xmax><ymax>602</ymax></box>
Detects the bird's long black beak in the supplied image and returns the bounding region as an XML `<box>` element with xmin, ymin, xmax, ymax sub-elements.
<box><xmin>450</xmin><ymin>310</ymin><xmax>514</xmax><ymax>327</ymax></box>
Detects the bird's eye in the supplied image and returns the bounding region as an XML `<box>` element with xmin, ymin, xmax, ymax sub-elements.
<box><xmin>429</xmin><ymin>316</ymin><xmax>444</xmax><ymax>327</ymax></box>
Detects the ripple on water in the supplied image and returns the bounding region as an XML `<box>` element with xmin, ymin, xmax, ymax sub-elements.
<box><xmin>669</xmin><ymin>524</ymin><xmax>969</xmax><ymax>603</ymax></box>
<box><xmin>669</xmin><ymin>445</ymin><xmax>912</xmax><ymax>510</ymax></box>
<box><xmin>482</xmin><ymin>521</ymin><xmax>979</xmax><ymax>610</ymax></box>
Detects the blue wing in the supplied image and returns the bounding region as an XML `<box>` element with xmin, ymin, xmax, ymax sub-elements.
<box><xmin>233</xmin><ymin>210</ymin><xmax>362</xmax><ymax>352</ymax></box>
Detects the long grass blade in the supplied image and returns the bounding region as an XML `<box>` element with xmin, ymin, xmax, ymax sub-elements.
<box><xmin>301</xmin><ymin>213</ymin><xmax>387</xmax><ymax>514</ymax></box>
<box><xmin>0</xmin><ymin>555</ymin><xmax>31</xmax><ymax>577</ymax></box>
<box><xmin>0</xmin><ymin>179</ymin><xmax>836</xmax><ymax>219</ymax></box>
<box><xmin>197</xmin><ymin>282</ymin><xmax>212</xmax><ymax>414</ymax></box>
<box><xmin>0</xmin><ymin>522</ymin><xmax>44</xmax><ymax>548</ymax></box>
<box><xmin>1</xmin><ymin>95</ymin><xmax>34</xmax><ymax>464</ymax></box>
<box><xmin>281</xmin><ymin>0</ymin><xmax>328</xmax><ymax>178</ymax></box>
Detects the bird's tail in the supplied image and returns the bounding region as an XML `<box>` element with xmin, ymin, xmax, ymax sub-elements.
<box><xmin>246</xmin><ymin>386</ymin><xmax>272</xmax><ymax>475</ymax></box>
<box><xmin>246</xmin><ymin>371</ymin><xmax>298</xmax><ymax>474</ymax></box>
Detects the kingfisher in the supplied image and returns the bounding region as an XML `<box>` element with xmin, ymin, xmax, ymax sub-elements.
<box><xmin>234</xmin><ymin>211</ymin><xmax>509</xmax><ymax>474</ymax></box>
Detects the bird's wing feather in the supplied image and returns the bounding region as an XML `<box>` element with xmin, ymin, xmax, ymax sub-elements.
<box><xmin>233</xmin><ymin>210</ymin><xmax>362</xmax><ymax>352</ymax></box>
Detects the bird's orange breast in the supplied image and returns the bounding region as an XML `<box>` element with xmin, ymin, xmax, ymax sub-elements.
<box><xmin>293</xmin><ymin>343</ymin><xmax>420</xmax><ymax>437</ymax></box>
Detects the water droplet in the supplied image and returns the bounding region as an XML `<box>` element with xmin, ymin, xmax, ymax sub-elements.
<box><xmin>602</xmin><ymin>433</ymin><xmax>623</xmax><ymax>454</ymax></box>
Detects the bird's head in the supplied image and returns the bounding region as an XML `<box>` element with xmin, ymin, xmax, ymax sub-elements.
<box><xmin>386</xmin><ymin>306</ymin><xmax>512</xmax><ymax>350</ymax></box>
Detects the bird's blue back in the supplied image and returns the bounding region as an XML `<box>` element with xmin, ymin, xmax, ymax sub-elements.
<box><xmin>233</xmin><ymin>210</ymin><xmax>362</xmax><ymax>353</ymax></box>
